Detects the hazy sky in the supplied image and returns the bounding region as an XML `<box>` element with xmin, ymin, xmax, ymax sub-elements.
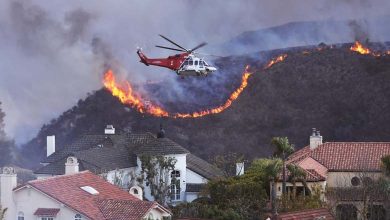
<box><xmin>0</xmin><ymin>0</ymin><xmax>389</xmax><ymax>143</ymax></box>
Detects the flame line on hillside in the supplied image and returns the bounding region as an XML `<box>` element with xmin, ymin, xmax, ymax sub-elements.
<box><xmin>103</xmin><ymin>65</ymin><xmax>252</xmax><ymax>118</ymax></box>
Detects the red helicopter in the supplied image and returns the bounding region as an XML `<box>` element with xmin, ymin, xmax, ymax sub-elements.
<box><xmin>137</xmin><ymin>35</ymin><xmax>217</xmax><ymax>76</ymax></box>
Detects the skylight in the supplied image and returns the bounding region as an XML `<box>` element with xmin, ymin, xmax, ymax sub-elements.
<box><xmin>80</xmin><ymin>186</ymin><xmax>99</xmax><ymax>195</ymax></box>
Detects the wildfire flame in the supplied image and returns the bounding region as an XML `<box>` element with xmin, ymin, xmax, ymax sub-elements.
<box><xmin>350</xmin><ymin>41</ymin><xmax>371</xmax><ymax>55</ymax></box>
<box><xmin>264</xmin><ymin>54</ymin><xmax>288</xmax><ymax>69</ymax></box>
<box><xmin>103</xmin><ymin>66</ymin><xmax>252</xmax><ymax>118</ymax></box>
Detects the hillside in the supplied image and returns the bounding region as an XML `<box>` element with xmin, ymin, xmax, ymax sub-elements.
<box><xmin>20</xmin><ymin>44</ymin><xmax>390</xmax><ymax>168</ymax></box>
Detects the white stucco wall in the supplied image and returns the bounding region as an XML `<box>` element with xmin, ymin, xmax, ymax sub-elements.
<box><xmin>186</xmin><ymin>169</ymin><xmax>208</xmax><ymax>184</ymax></box>
<box><xmin>12</xmin><ymin>187</ymin><xmax>86</xmax><ymax>220</ymax></box>
<box><xmin>136</xmin><ymin>154</ymin><xmax>187</xmax><ymax>202</ymax></box>
<box><xmin>104</xmin><ymin>167</ymin><xmax>136</xmax><ymax>190</ymax></box>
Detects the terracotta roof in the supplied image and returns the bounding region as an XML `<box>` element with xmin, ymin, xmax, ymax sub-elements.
<box><xmin>34</xmin><ymin>208</ymin><xmax>60</xmax><ymax>216</ymax></box>
<box><xmin>277</xmin><ymin>208</ymin><xmax>334</xmax><ymax>220</ymax></box>
<box><xmin>278</xmin><ymin>168</ymin><xmax>325</xmax><ymax>182</ymax></box>
<box><xmin>21</xmin><ymin>171</ymin><xmax>167</xmax><ymax>220</ymax></box>
<box><xmin>97</xmin><ymin>199</ymin><xmax>170</xmax><ymax>220</ymax></box>
<box><xmin>310</xmin><ymin>142</ymin><xmax>390</xmax><ymax>171</ymax></box>
<box><xmin>289</xmin><ymin>142</ymin><xmax>390</xmax><ymax>172</ymax></box>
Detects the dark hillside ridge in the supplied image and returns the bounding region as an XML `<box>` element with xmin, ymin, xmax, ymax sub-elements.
<box><xmin>20</xmin><ymin>44</ymin><xmax>390</xmax><ymax>168</ymax></box>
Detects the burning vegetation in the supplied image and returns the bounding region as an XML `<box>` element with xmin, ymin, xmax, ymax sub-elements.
<box><xmin>264</xmin><ymin>54</ymin><xmax>288</xmax><ymax>69</ymax></box>
<box><xmin>104</xmin><ymin>41</ymin><xmax>390</xmax><ymax>119</ymax></box>
<box><xmin>103</xmin><ymin>66</ymin><xmax>252</xmax><ymax>118</ymax></box>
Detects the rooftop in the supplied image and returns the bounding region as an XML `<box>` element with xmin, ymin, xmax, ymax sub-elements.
<box><xmin>16</xmin><ymin>171</ymin><xmax>168</xmax><ymax>220</ymax></box>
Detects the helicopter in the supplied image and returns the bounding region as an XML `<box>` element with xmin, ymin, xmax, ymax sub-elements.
<box><xmin>137</xmin><ymin>35</ymin><xmax>217</xmax><ymax>77</ymax></box>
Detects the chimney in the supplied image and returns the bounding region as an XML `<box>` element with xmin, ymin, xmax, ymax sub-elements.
<box><xmin>309</xmin><ymin>128</ymin><xmax>323</xmax><ymax>150</ymax></box>
<box><xmin>65</xmin><ymin>156</ymin><xmax>79</xmax><ymax>175</ymax></box>
<box><xmin>0</xmin><ymin>167</ymin><xmax>17</xmax><ymax>218</ymax></box>
<box><xmin>236</xmin><ymin>162</ymin><xmax>244</xmax><ymax>176</ymax></box>
<box><xmin>47</xmin><ymin>135</ymin><xmax>55</xmax><ymax>157</ymax></box>
<box><xmin>156</xmin><ymin>123</ymin><xmax>165</xmax><ymax>138</ymax></box>
<box><xmin>129</xmin><ymin>186</ymin><xmax>143</xmax><ymax>200</ymax></box>
<box><xmin>104</xmin><ymin>125</ymin><xmax>115</xmax><ymax>135</ymax></box>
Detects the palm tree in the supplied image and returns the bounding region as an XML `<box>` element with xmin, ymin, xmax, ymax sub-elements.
<box><xmin>265</xmin><ymin>159</ymin><xmax>282</xmax><ymax>218</ymax></box>
<box><xmin>287</xmin><ymin>164</ymin><xmax>307</xmax><ymax>200</ymax></box>
<box><xmin>272</xmin><ymin>137</ymin><xmax>295</xmax><ymax>196</ymax></box>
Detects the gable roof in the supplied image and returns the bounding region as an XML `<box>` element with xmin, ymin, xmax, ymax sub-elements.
<box><xmin>97</xmin><ymin>199</ymin><xmax>170</xmax><ymax>220</ymax></box>
<box><xmin>37</xmin><ymin>132</ymin><xmax>222</xmax><ymax>180</ymax></box>
<box><xmin>187</xmin><ymin>154</ymin><xmax>223</xmax><ymax>180</ymax></box>
<box><xmin>289</xmin><ymin>142</ymin><xmax>390</xmax><ymax>172</ymax></box>
<box><xmin>42</xmin><ymin>133</ymin><xmax>155</xmax><ymax>163</ymax></box>
<box><xmin>19</xmin><ymin>171</ymin><xmax>168</xmax><ymax>220</ymax></box>
<box><xmin>134</xmin><ymin>137</ymin><xmax>190</xmax><ymax>156</ymax></box>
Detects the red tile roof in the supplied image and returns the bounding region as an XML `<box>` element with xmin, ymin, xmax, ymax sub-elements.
<box><xmin>34</xmin><ymin>208</ymin><xmax>60</xmax><ymax>216</ymax></box>
<box><xmin>20</xmin><ymin>171</ymin><xmax>169</xmax><ymax>220</ymax></box>
<box><xmin>97</xmin><ymin>199</ymin><xmax>166</xmax><ymax>220</ymax></box>
<box><xmin>277</xmin><ymin>208</ymin><xmax>334</xmax><ymax>220</ymax></box>
<box><xmin>289</xmin><ymin>142</ymin><xmax>390</xmax><ymax>172</ymax></box>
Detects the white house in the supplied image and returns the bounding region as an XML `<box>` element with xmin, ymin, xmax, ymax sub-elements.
<box><xmin>34</xmin><ymin>125</ymin><xmax>223</xmax><ymax>204</ymax></box>
<box><xmin>0</xmin><ymin>167</ymin><xmax>171</xmax><ymax>220</ymax></box>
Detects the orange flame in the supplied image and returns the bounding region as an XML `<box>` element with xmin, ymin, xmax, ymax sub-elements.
<box><xmin>350</xmin><ymin>41</ymin><xmax>371</xmax><ymax>55</ymax></box>
<box><xmin>264</xmin><ymin>54</ymin><xmax>288</xmax><ymax>69</ymax></box>
<box><xmin>103</xmin><ymin>66</ymin><xmax>252</xmax><ymax>118</ymax></box>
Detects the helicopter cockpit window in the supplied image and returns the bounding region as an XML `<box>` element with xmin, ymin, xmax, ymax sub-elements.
<box><xmin>189</xmin><ymin>60</ymin><xmax>193</xmax><ymax>66</ymax></box>
<box><xmin>199</xmin><ymin>60</ymin><xmax>204</xmax><ymax>68</ymax></box>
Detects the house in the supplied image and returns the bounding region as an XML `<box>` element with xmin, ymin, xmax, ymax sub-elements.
<box><xmin>34</xmin><ymin>125</ymin><xmax>223</xmax><ymax>204</ymax></box>
<box><xmin>274</xmin><ymin>128</ymin><xmax>390</xmax><ymax>219</ymax></box>
<box><xmin>0</xmin><ymin>167</ymin><xmax>171</xmax><ymax>220</ymax></box>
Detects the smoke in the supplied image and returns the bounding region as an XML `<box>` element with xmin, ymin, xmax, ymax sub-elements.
<box><xmin>0</xmin><ymin>0</ymin><xmax>389</xmax><ymax>144</ymax></box>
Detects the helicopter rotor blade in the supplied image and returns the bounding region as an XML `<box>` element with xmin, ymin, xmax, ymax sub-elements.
<box><xmin>193</xmin><ymin>52</ymin><xmax>223</xmax><ymax>58</ymax></box>
<box><xmin>189</xmin><ymin>42</ymin><xmax>207</xmax><ymax>52</ymax></box>
<box><xmin>159</xmin><ymin>34</ymin><xmax>188</xmax><ymax>51</ymax></box>
<box><xmin>155</xmin><ymin>45</ymin><xmax>187</xmax><ymax>52</ymax></box>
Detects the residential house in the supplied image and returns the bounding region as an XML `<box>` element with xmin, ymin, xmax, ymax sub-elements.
<box><xmin>274</xmin><ymin>128</ymin><xmax>390</xmax><ymax>219</ymax></box>
<box><xmin>34</xmin><ymin>125</ymin><xmax>223</xmax><ymax>204</ymax></box>
<box><xmin>1</xmin><ymin>168</ymin><xmax>171</xmax><ymax>220</ymax></box>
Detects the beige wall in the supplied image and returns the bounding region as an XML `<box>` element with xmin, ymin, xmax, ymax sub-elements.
<box><xmin>13</xmin><ymin>187</ymin><xmax>86</xmax><ymax>220</ymax></box>
<box><xmin>326</xmin><ymin>171</ymin><xmax>382</xmax><ymax>188</ymax></box>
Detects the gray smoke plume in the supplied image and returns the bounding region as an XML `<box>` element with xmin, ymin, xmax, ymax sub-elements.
<box><xmin>0</xmin><ymin>0</ymin><xmax>389</xmax><ymax>144</ymax></box>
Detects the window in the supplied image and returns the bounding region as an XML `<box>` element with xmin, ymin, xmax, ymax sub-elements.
<box><xmin>40</xmin><ymin>218</ymin><xmax>54</xmax><ymax>220</ymax></box>
<box><xmin>171</xmin><ymin>170</ymin><xmax>180</xmax><ymax>178</ymax></box>
<box><xmin>351</xmin><ymin>176</ymin><xmax>360</xmax><ymax>186</ymax></box>
<box><xmin>17</xmin><ymin>212</ymin><xmax>24</xmax><ymax>220</ymax></box>
<box><xmin>189</xmin><ymin>60</ymin><xmax>193</xmax><ymax>66</ymax></box>
<box><xmin>75</xmin><ymin>214</ymin><xmax>82</xmax><ymax>220</ymax></box>
<box><xmin>170</xmin><ymin>170</ymin><xmax>180</xmax><ymax>201</ymax></box>
<box><xmin>199</xmin><ymin>60</ymin><xmax>204</xmax><ymax>68</ymax></box>
<box><xmin>194</xmin><ymin>60</ymin><xmax>198</xmax><ymax>66</ymax></box>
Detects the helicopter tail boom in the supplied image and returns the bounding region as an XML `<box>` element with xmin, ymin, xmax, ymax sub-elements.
<box><xmin>137</xmin><ymin>49</ymin><xmax>150</xmax><ymax>66</ymax></box>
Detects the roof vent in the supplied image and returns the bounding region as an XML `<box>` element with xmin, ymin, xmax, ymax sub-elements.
<box><xmin>105</xmin><ymin>125</ymin><xmax>115</xmax><ymax>135</ymax></box>
<box><xmin>80</xmin><ymin>186</ymin><xmax>99</xmax><ymax>195</ymax></box>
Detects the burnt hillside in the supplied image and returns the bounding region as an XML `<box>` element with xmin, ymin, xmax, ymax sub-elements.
<box><xmin>20</xmin><ymin>45</ymin><xmax>390</xmax><ymax>168</ymax></box>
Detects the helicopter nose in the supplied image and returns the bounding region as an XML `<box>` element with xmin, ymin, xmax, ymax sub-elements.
<box><xmin>207</xmin><ymin>67</ymin><xmax>217</xmax><ymax>72</ymax></box>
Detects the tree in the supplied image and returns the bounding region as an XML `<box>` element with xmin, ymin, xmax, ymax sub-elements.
<box><xmin>0</xmin><ymin>205</ymin><xmax>7</xmax><ymax>220</ymax></box>
<box><xmin>271</xmin><ymin>137</ymin><xmax>294</xmax><ymax>196</ymax></box>
<box><xmin>138</xmin><ymin>155</ymin><xmax>177</xmax><ymax>205</ymax></box>
<box><xmin>286</xmin><ymin>164</ymin><xmax>307</xmax><ymax>200</ymax></box>
<box><xmin>0</xmin><ymin>102</ymin><xmax>14</xmax><ymax>166</ymax></box>
<box><xmin>212</xmin><ymin>152</ymin><xmax>244</xmax><ymax>177</ymax></box>
<box><xmin>264</xmin><ymin>158</ymin><xmax>283</xmax><ymax>217</ymax></box>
